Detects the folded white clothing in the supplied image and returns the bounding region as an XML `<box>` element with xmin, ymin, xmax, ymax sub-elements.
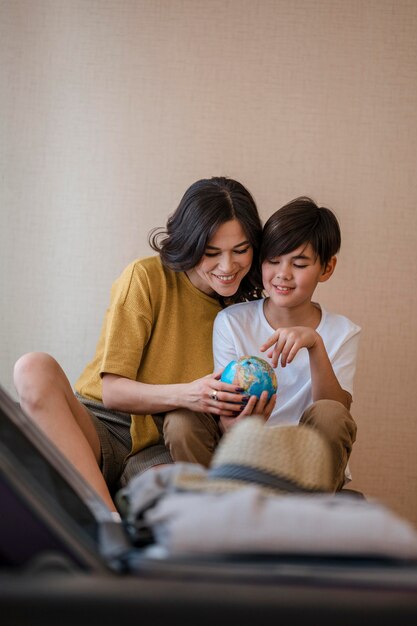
<box><xmin>144</xmin><ymin>487</ymin><xmax>417</xmax><ymax>560</ymax></box>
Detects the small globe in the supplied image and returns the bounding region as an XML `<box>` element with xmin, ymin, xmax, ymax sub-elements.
<box><xmin>220</xmin><ymin>355</ymin><xmax>278</xmax><ymax>400</ymax></box>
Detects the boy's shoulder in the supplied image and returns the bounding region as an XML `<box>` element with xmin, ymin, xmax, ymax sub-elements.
<box><xmin>319</xmin><ymin>305</ymin><xmax>361</xmax><ymax>336</ymax></box>
<box><xmin>218</xmin><ymin>298</ymin><xmax>264</xmax><ymax>320</ymax></box>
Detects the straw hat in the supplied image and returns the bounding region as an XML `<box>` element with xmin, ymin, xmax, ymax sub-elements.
<box><xmin>174</xmin><ymin>417</ymin><xmax>333</xmax><ymax>495</ymax></box>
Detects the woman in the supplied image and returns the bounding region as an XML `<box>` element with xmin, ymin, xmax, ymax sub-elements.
<box><xmin>13</xmin><ymin>177</ymin><xmax>263</xmax><ymax>512</ymax></box>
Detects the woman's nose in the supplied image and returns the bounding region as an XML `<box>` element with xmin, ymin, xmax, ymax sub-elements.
<box><xmin>218</xmin><ymin>253</ymin><xmax>234</xmax><ymax>272</ymax></box>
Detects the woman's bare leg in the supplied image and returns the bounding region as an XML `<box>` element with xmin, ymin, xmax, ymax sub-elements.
<box><xmin>13</xmin><ymin>352</ymin><xmax>116</xmax><ymax>511</ymax></box>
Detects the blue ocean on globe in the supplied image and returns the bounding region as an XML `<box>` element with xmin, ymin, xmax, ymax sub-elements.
<box><xmin>220</xmin><ymin>355</ymin><xmax>278</xmax><ymax>400</ymax></box>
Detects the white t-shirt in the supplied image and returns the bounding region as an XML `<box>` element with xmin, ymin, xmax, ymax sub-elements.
<box><xmin>213</xmin><ymin>299</ymin><xmax>361</xmax><ymax>426</ymax></box>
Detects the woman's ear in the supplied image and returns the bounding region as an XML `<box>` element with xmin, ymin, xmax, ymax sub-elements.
<box><xmin>318</xmin><ymin>256</ymin><xmax>337</xmax><ymax>283</ymax></box>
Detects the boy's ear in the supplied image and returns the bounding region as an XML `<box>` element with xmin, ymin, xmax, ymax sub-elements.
<box><xmin>318</xmin><ymin>256</ymin><xmax>337</xmax><ymax>283</ymax></box>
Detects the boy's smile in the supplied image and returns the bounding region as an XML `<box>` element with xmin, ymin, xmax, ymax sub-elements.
<box><xmin>273</xmin><ymin>284</ymin><xmax>294</xmax><ymax>295</ymax></box>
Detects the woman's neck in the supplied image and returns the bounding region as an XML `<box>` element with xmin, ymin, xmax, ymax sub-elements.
<box><xmin>263</xmin><ymin>298</ymin><xmax>321</xmax><ymax>330</ymax></box>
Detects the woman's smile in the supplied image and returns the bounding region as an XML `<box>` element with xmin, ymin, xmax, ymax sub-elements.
<box><xmin>187</xmin><ymin>219</ymin><xmax>253</xmax><ymax>296</ymax></box>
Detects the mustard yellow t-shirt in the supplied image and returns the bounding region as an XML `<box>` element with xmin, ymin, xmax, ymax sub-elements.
<box><xmin>75</xmin><ymin>256</ymin><xmax>222</xmax><ymax>454</ymax></box>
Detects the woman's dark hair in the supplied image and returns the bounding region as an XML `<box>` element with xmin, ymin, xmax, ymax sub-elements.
<box><xmin>149</xmin><ymin>177</ymin><xmax>263</xmax><ymax>302</ymax></box>
<box><xmin>260</xmin><ymin>197</ymin><xmax>341</xmax><ymax>266</ymax></box>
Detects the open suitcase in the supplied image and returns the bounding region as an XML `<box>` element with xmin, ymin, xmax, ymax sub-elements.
<box><xmin>1</xmin><ymin>382</ymin><xmax>417</xmax><ymax>625</ymax></box>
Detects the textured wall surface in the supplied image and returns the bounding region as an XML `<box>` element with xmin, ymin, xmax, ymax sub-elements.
<box><xmin>1</xmin><ymin>0</ymin><xmax>416</xmax><ymax>526</ymax></box>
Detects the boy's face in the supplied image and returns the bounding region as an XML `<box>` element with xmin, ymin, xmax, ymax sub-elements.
<box><xmin>262</xmin><ymin>243</ymin><xmax>336</xmax><ymax>309</ymax></box>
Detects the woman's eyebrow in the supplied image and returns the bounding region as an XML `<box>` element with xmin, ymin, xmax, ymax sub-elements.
<box><xmin>206</xmin><ymin>240</ymin><xmax>250</xmax><ymax>250</ymax></box>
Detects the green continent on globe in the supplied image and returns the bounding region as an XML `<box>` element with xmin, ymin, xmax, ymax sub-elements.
<box><xmin>220</xmin><ymin>355</ymin><xmax>278</xmax><ymax>400</ymax></box>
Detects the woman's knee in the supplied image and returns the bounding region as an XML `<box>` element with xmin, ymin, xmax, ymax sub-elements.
<box><xmin>13</xmin><ymin>352</ymin><xmax>62</xmax><ymax>408</ymax></box>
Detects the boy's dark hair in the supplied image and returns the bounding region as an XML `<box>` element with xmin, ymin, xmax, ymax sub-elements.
<box><xmin>260</xmin><ymin>197</ymin><xmax>341</xmax><ymax>266</ymax></box>
<box><xmin>149</xmin><ymin>177</ymin><xmax>263</xmax><ymax>302</ymax></box>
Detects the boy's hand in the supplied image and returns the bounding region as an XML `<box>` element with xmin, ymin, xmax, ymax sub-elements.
<box><xmin>218</xmin><ymin>390</ymin><xmax>276</xmax><ymax>434</ymax></box>
<box><xmin>260</xmin><ymin>326</ymin><xmax>320</xmax><ymax>368</ymax></box>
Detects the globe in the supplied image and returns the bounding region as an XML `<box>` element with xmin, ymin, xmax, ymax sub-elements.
<box><xmin>220</xmin><ymin>355</ymin><xmax>278</xmax><ymax>400</ymax></box>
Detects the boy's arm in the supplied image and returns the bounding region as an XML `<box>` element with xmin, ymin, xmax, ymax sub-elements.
<box><xmin>307</xmin><ymin>333</ymin><xmax>352</xmax><ymax>409</ymax></box>
<box><xmin>260</xmin><ymin>326</ymin><xmax>352</xmax><ymax>409</ymax></box>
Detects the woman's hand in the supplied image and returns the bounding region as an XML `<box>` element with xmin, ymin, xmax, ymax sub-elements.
<box><xmin>183</xmin><ymin>370</ymin><xmax>250</xmax><ymax>417</ymax></box>
<box><xmin>102</xmin><ymin>371</ymin><xmax>252</xmax><ymax>417</ymax></box>
<box><xmin>260</xmin><ymin>326</ymin><xmax>319</xmax><ymax>368</ymax></box>
<box><xmin>219</xmin><ymin>390</ymin><xmax>277</xmax><ymax>434</ymax></box>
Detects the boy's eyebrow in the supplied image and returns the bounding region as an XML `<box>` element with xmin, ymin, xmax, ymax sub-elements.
<box><xmin>206</xmin><ymin>239</ymin><xmax>250</xmax><ymax>250</ymax></box>
<box><xmin>291</xmin><ymin>252</ymin><xmax>314</xmax><ymax>260</ymax></box>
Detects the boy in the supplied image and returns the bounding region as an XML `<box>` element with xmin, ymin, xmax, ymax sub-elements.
<box><xmin>212</xmin><ymin>197</ymin><xmax>360</xmax><ymax>491</ymax></box>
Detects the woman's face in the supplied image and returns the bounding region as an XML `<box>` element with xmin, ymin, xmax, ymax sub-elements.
<box><xmin>186</xmin><ymin>219</ymin><xmax>253</xmax><ymax>297</ymax></box>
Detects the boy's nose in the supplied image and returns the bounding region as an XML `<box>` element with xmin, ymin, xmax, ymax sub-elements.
<box><xmin>277</xmin><ymin>264</ymin><xmax>292</xmax><ymax>280</ymax></box>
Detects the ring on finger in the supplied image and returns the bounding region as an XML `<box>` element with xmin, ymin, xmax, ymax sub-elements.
<box><xmin>210</xmin><ymin>389</ymin><xmax>219</xmax><ymax>401</ymax></box>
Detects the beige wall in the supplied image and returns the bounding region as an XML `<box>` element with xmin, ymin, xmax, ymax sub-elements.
<box><xmin>1</xmin><ymin>0</ymin><xmax>416</xmax><ymax>526</ymax></box>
